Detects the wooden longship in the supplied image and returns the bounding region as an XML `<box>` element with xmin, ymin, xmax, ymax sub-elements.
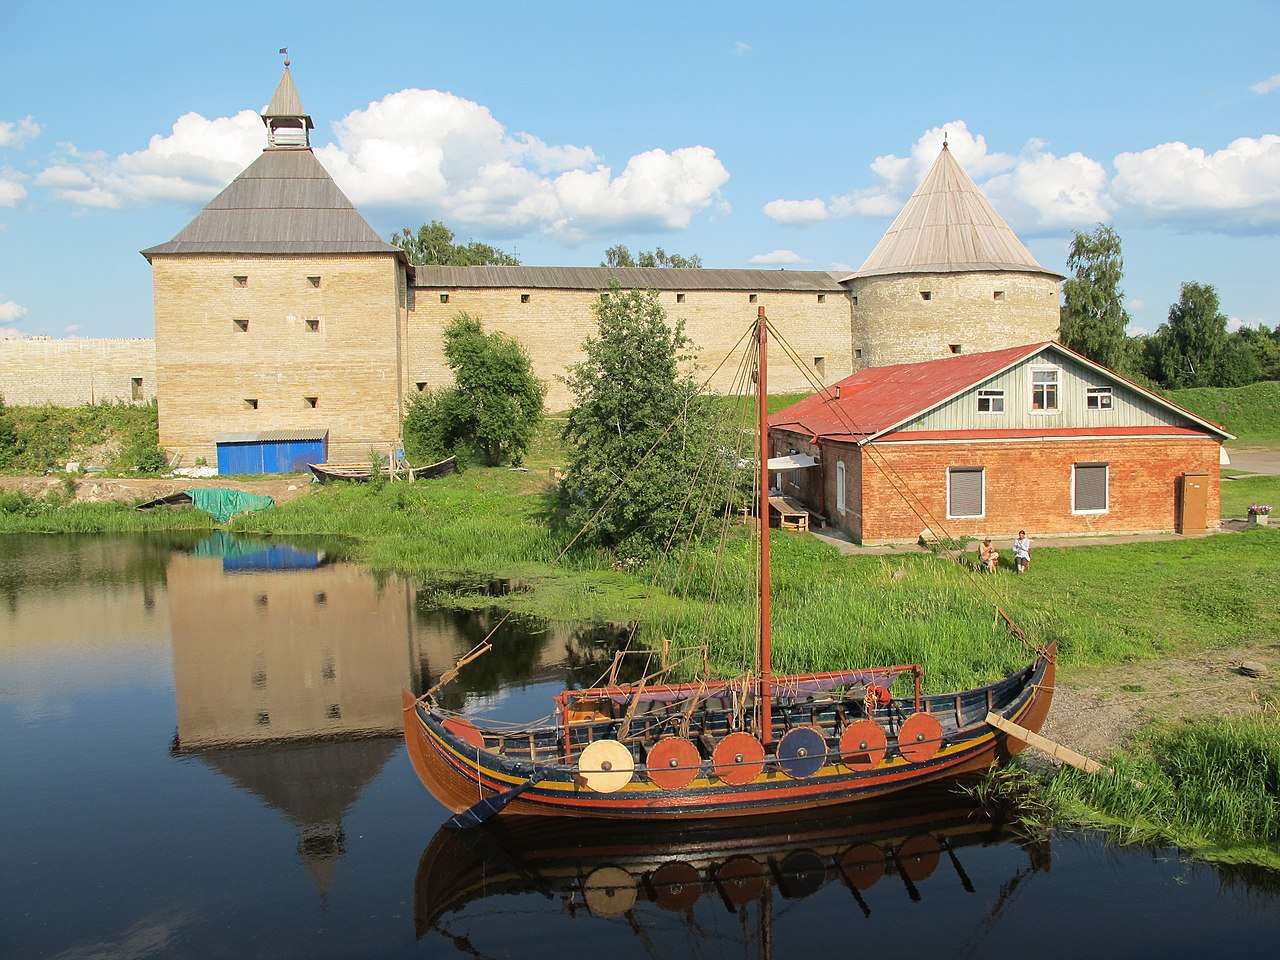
<box><xmin>402</xmin><ymin>311</ymin><xmax>1055</xmax><ymax>822</ymax></box>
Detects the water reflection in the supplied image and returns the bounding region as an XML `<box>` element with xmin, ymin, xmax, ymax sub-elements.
<box><xmin>415</xmin><ymin>785</ymin><xmax>1047</xmax><ymax>955</ymax></box>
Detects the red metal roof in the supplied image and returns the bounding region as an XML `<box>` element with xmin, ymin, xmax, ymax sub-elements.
<box><xmin>770</xmin><ymin>343</ymin><xmax>1049</xmax><ymax>442</ymax></box>
<box><xmin>870</xmin><ymin>425</ymin><xmax>1213</xmax><ymax>442</ymax></box>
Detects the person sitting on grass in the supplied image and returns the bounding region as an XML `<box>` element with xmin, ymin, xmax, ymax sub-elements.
<box><xmin>979</xmin><ymin>538</ymin><xmax>1000</xmax><ymax>573</ymax></box>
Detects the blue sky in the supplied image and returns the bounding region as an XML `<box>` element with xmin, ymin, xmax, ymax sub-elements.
<box><xmin>2</xmin><ymin>0</ymin><xmax>1278</xmax><ymax>341</ymax></box>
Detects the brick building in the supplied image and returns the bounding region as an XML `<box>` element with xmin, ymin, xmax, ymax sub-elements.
<box><xmin>768</xmin><ymin>342</ymin><xmax>1231</xmax><ymax>543</ymax></box>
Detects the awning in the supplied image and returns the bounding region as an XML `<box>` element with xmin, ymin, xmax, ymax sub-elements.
<box><xmin>767</xmin><ymin>453</ymin><xmax>820</xmax><ymax>471</ymax></box>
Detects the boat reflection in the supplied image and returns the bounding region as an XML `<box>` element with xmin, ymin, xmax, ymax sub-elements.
<box><xmin>415</xmin><ymin>785</ymin><xmax>1049</xmax><ymax>952</ymax></box>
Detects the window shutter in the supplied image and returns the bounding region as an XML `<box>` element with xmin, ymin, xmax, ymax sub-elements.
<box><xmin>1074</xmin><ymin>463</ymin><xmax>1108</xmax><ymax>511</ymax></box>
<box><xmin>949</xmin><ymin>468</ymin><xmax>984</xmax><ymax>518</ymax></box>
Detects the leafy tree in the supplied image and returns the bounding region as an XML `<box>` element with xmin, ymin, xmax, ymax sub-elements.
<box><xmin>1231</xmin><ymin>325</ymin><xmax>1280</xmax><ymax>382</ymax></box>
<box><xmin>602</xmin><ymin>244</ymin><xmax>703</xmax><ymax>269</ymax></box>
<box><xmin>1060</xmin><ymin>225</ymin><xmax>1132</xmax><ymax>372</ymax></box>
<box><xmin>391</xmin><ymin>220</ymin><xmax>520</xmax><ymax>266</ymax></box>
<box><xmin>559</xmin><ymin>282</ymin><xmax>713</xmax><ymax>556</ymax></box>
<box><xmin>1153</xmin><ymin>282</ymin><xmax>1229</xmax><ymax>388</ymax></box>
<box><xmin>402</xmin><ymin>314</ymin><xmax>545</xmax><ymax>467</ymax></box>
<box><xmin>0</xmin><ymin>396</ymin><xmax>17</xmax><ymax>469</ymax></box>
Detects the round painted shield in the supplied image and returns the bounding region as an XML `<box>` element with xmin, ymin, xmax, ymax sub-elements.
<box><xmin>777</xmin><ymin>850</ymin><xmax>827</xmax><ymax>899</ymax></box>
<box><xmin>648</xmin><ymin>861</ymin><xmax>703</xmax><ymax>911</ymax></box>
<box><xmin>442</xmin><ymin>716</ymin><xmax>485</xmax><ymax>751</ymax></box>
<box><xmin>839</xmin><ymin>720</ymin><xmax>888</xmax><ymax>770</ymax></box>
<box><xmin>897</xmin><ymin>713</ymin><xmax>944</xmax><ymax>763</ymax></box>
<box><xmin>715</xmin><ymin>857</ymin><xmax>766</xmax><ymax>906</ymax></box>
<box><xmin>583</xmin><ymin>865</ymin><xmax>637</xmax><ymax>916</ymax></box>
<box><xmin>840</xmin><ymin>843</ymin><xmax>886</xmax><ymax>891</ymax></box>
<box><xmin>776</xmin><ymin>726</ymin><xmax>827</xmax><ymax>779</ymax></box>
<box><xmin>645</xmin><ymin>736</ymin><xmax>701</xmax><ymax>790</ymax></box>
<box><xmin>577</xmin><ymin>739</ymin><xmax>635</xmax><ymax>793</ymax></box>
<box><xmin>712</xmin><ymin>732</ymin><xmax>765</xmax><ymax>785</ymax></box>
<box><xmin>896</xmin><ymin>834</ymin><xmax>942</xmax><ymax>883</ymax></box>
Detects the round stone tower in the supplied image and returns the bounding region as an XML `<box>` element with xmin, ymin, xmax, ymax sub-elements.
<box><xmin>842</xmin><ymin>143</ymin><xmax>1063</xmax><ymax>369</ymax></box>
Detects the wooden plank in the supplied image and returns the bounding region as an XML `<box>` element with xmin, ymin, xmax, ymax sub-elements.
<box><xmin>985</xmin><ymin>711</ymin><xmax>1111</xmax><ymax>776</ymax></box>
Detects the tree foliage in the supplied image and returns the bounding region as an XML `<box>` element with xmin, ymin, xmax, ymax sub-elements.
<box><xmin>559</xmin><ymin>282</ymin><xmax>713</xmax><ymax>556</ymax></box>
<box><xmin>391</xmin><ymin>220</ymin><xmax>520</xmax><ymax>267</ymax></box>
<box><xmin>1060</xmin><ymin>224</ymin><xmax>1132</xmax><ymax>372</ymax></box>
<box><xmin>602</xmin><ymin>244</ymin><xmax>703</xmax><ymax>269</ymax></box>
<box><xmin>1152</xmin><ymin>282</ymin><xmax>1230</xmax><ymax>389</ymax></box>
<box><xmin>402</xmin><ymin>314</ymin><xmax>545</xmax><ymax>467</ymax></box>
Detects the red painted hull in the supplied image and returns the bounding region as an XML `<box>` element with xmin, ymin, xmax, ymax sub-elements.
<box><xmin>401</xmin><ymin>643</ymin><xmax>1055</xmax><ymax>820</ymax></box>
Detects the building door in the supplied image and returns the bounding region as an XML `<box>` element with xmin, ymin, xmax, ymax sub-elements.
<box><xmin>1178</xmin><ymin>473</ymin><xmax>1209</xmax><ymax>534</ymax></box>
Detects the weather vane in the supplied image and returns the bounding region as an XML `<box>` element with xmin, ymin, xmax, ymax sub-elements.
<box><xmin>279</xmin><ymin>46</ymin><xmax>290</xmax><ymax>68</ymax></box>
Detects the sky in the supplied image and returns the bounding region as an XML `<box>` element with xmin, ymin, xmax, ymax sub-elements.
<box><xmin>1</xmin><ymin>0</ymin><xmax>1278</xmax><ymax>341</ymax></box>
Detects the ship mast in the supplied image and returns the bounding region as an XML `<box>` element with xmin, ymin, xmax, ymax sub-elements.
<box><xmin>757</xmin><ymin>308</ymin><xmax>773</xmax><ymax>747</ymax></box>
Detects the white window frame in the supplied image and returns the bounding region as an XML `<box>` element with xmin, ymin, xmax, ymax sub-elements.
<box><xmin>1072</xmin><ymin>462</ymin><xmax>1110</xmax><ymax>514</ymax></box>
<box><xmin>947</xmin><ymin>467</ymin><xmax>985</xmax><ymax>519</ymax></box>
<box><xmin>1029</xmin><ymin>365</ymin><xmax>1061</xmax><ymax>414</ymax></box>
<box><xmin>1086</xmin><ymin>386</ymin><xmax>1113</xmax><ymax>411</ymax></box>
<box><xmin>976</xmin><ymin>389</ymin><xmax>1005</xmax><ymax>414</ymax></box>
<box><xmin>836</xmin><ymin>461</ymin><xmax>846</xmax><ymax>514</ymax></box>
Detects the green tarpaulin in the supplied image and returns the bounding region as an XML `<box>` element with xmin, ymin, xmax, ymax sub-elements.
<box><xmin>184</xmin><ymin>488</ymin><xmax>275</xmax><ymax>524</ymax></box>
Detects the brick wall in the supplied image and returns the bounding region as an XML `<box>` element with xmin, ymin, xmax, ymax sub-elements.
<box><xmin>848</xmin><ymin>271</ymin><xmax>1061</xmax><ymax>369</ymax></box>
<box><xmin>842</xmin><ymin>435</ymin><xmax>1222</xmax><ymax>543</ymax></box>
<box><xmin>152</xmin><ymin>253</ymin><xmax>403</xmax><ymax>465</ymax></box>
<box><xmin>0</xmin><ymin>338</ymin><xmax>156</xmax><ymax>405</ymax></box>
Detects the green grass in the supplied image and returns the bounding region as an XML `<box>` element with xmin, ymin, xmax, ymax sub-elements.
<box><xmin>1170</xmin><ymin>380</ymin><xmax>1280</xmax><ymax>447</ymax></box>
<box><xmin>0</xmin><ymin>402</ymin><xmax>164</xmax><ymax>474</ymax></box>
<box><xmin>1220</xmin><ymin>474</ymin><xmax>1280</xmax><ymax>518</ymax></box>
<box><xmin>1044</xmin><ymin>709</ymin><xmax>1280</xmax><ymax>868</ymax></box>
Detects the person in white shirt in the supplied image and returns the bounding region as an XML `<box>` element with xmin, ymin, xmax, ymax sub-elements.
<box><xmin>1013</xmin><ymin>530</ymin><xmax>1031</xmax><ymax>574</ymax></box>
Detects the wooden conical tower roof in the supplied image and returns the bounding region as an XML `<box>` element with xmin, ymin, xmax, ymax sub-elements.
<box><xmin>843</xmin><ymin>145</ymin><xmax>1061</xmax><ymax>281</ymax></box>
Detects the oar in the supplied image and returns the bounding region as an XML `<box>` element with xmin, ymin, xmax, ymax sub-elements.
<box><xmin>444</xmin><ymin>773</ymin><xmax>544</xmax><ymax>830</ymax></box>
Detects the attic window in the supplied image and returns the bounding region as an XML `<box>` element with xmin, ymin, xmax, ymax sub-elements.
<box><xmin>244</xmin><ymin>398</ymin><xmax>258</xmax><ymax>410</ymax></box>
<box><xmin>307</xmin><ymin>276</ymin><xmax>321</xmax><ymax>288</ymax></box>
<box><xmin>520</xmin><ymin>293</ymin><xmax>531</xmax><ymax>303</ymax></box>
<box><xmin>233</xmin><ymin>318</ymin><xmax>249</xmax><ymax>332</ymax></box>
<box><xmin>920</xmin><ymin>291</ymin><xmax>932</xmax><ymax>301</ymax></box>
<box><xmin>1086</xmin><ymin>386</ymin><xmax>1114</xmax><ymax>410</ymax></box>
<box><xmin>304</xmin><ymin>396</ymin><xmax>318</xmax><ymax>408</ymax></box>
<box><xmin>415</xmin><ymin>381</ymin><xmax>428</xmax><ymax>392</ymax></box>
<box><xmin>855</xmin><ymin>349</ymin><xmax>863</xmax><ymax>360</ymax></box>
<box><xmin>440</xmin><ymin>293</ymin><xmax>450</xmax><ymax>304</ymax></box>
<box><xmin>817</xmin><ymin>294</ymin><xmax>826</xmax><ymax>303</ymax></box>
<box><xmin>851</xmin><ymin>296</ymin><xmax>858</xmax><ymax>306</ymax></box>
<box><xmin>949</xmin><ymin>344</ymin><xmax>962</xmax><ymax>354</ymax></box>
<box><xmin>749</xmin><ymin>294</ymin><xmax>758</xmax><ymax>304</ymax></box>
<box><xmin>305</xmin><ymin>318</ymin><xmax>319</xmax><ymax>332</ymax></box>
<box><xmin>233</xmin><ymin>275</ymin><xmax>248</xmax><ymax>287</ymax></box>
<box><xmin>994</xmin><ymin>290</ymin><xmax>1005</xmax><ymax>301</ymax></box>
<box><xmin>676</xmin><ymin>293</ymin><xmax>686</xmax><ymax>303</ymax></box>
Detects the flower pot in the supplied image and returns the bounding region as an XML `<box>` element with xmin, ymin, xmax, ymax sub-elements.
<box><xmin>1248</xmin><ymin>513</ymin><xmax>1269</xmax><ymax>526</ymax></box>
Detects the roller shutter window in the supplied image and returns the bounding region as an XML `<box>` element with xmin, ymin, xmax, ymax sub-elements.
<box><xmin>1074</xmin><ymin>462</ymin><xmax>1109</xmax><ymax>513</ymax></box>
<box><xmin>948</xmin><ymin>467</ymin><xmax>984</xmax><ymax>518</ymax></box>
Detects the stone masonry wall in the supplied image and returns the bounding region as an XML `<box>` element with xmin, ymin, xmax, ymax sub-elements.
<box><xmin>408</xmin><ymin>286</ymin><xmax>854</xmax><ymax>411</ymax></box>
<box><xmin>151</xmin><ymin>253</ymin><xmax>403</xmax><ymax>466</ymax></box>
<box><xmin>848</xmin><ymin>271</ymin><xmax>1061</xmax><ymax>369</ymax></box>
<box><xmin>0</xmin><ymin>338</ymin><xmax>156</xmax><ymax>405</ymax></box>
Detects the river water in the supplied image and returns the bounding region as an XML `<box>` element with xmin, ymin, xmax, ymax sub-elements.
<box><xmin>2</xmin><ymin>533</ymin><xmax>1278</xmax><ymax>959</ymax></box>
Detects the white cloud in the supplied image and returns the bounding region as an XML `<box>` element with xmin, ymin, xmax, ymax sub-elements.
<box><xmin>0</xmin><ymin>116</ymin><xmax>40</xmax><ymax>148</ymax></box>
<box><xmin>0</xmin><ymin>300</ymin><xmax>29</xmax><ymax>323</ymax></box>
<box><xmin>761</xmin><ymin>198</ymin><xmax>828</xmax><ymax>224</ymax></box>
<box><xmin>1129</xmin><ymin>298</ymin><xmax>1146</xmax><ymax>311</ymax></box>
<box><xmin>982</xmin><ymin>142</ymin><xmax>1112</xmax><ymax>231</ymax></box>
<box><xmin>1251</xmin><ymin>74</ymin><xmax>1280</xmax><ymax>95</ymax></box>
<box><xmin>37</xmin><ymin>111</ymin><xmax>263</xmax><ymax>208</ymax></box>
<box><xmin>734</xmin><ymin>41</ymin><xmax>752</xmax><ymax>55</ymax></box>
<box><xmin>317</xmin><ymin>88</ymin><xmax>729</xmax><ymax>240</ymax></box>
<box><xmin>0</xmin><ymin>167</ymin><xmax>27</xmax><ymax>206</ymax></box>
<box><xmin>63</xmin><ymin>323</ymin><xmax>84</xmax><ymax>334</ymax></box>
<box><xmin>1111</xmin><ymin>135</ymin><xmax>1280</xmax><ymax>232</ymax></box>
<box><xmin>748</xmin><ymin>249</ymin><xmax>808</xmax><ymax>265</ymax></box>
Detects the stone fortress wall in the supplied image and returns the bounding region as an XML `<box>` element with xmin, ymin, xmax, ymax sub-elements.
<box><xmin>0</xmin><ymin>336</ymin><xmax>157</xmax><ymax>407</ymax></box>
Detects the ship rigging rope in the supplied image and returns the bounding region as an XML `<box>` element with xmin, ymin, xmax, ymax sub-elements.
<box><xmin>766</xmin><ymin>321</ymin><xmax>1046</xmax><ymax>659</ymax></box>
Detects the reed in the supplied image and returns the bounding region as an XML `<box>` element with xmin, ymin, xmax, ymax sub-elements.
<box><xmin>1043</xmin><ymin>709</ymin><xmax>1280</xmax><ymax>868</ymax></box>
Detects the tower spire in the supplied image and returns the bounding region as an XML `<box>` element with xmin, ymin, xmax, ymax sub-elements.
<box><xmin>262</xmin><ymin>60</ymin><xmax>313</xmax><ymax>149</ymax></box>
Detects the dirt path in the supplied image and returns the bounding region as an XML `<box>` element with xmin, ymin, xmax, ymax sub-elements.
<box><xmin>1041</xmin><ymin>642</ymin><xmax>1279</xmax><ymax>762</ymax></box>
<box><xmin>0</xmin><ymin>474</ymin><xmax>314</xmax><ymax>505</ymax></box>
